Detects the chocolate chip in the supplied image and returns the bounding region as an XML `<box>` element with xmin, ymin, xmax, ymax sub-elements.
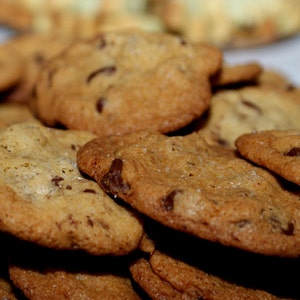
<box><xmin>270</xmin><ymin>216</ymin><xmax>295</xmax><ymax>236</ymax></box>
<box><xmin>87</xmin><ymin>65</ymin><xmax>117</xmax><ymax>83</ymax></box>
<box><xmin>47</xmin><ymin>68</ymin><xmax>57</xmax><ymax>88</ymax></box>
<box><xmin>68</xmin><ymin>214</ymin><xmax>79</xmax><ymax>227</ymax></box>
<box><xmin>71</xmin><ymin>144</ymin><xmax>77</xmax><ymax>151</ymax></box>
<box><xmin>66</xmin><ymin>185</ymin><xmax>72</xmax><ymax>190</ymax></box>
<box><xmin>99</xmin><ymin>36</ymin><xmax>106</xmax><ymax>49</ymax></box>
<box><xmin>96</xmin><ymin>97</ymin><xmax>106</xmax><ymax>113</ymax></box>
<box><xmin>217</xmin><ymin>138</ymin><xmax>229</xmax><ymax>147</ymax></box>
<box><xmin>161</xmin><ymin>190</ymin><xmax>182</xmax><ymax>211</ymax></box>
<box><xmin>281</xmin><ymin>222</ymin><xmax>294</xmax><ymax>236</ymax></box>
<box><xmin>34</xmin><ymin>52</ymin><xmax>45</xmax><ymax>64</ymax></box>
<box><xmin>241</xmin><ymin>99</ymin><xmax>262</xmax><ymax>114</ymax></box>
<box><xmin>284</xmin><ymin>147</ymin><xmax>300</xmax><ymax>157</ymax></box>
<box><xmin>179</xmin><ymin>37</ymin><xmax>187</xmax><ymax>46</ymax></box>
<box><xmin>236</xmin><ymin>220</ymin><xmax>251</xmax><ymax>228</ymax></box>
<box><xmin>83</xmin><ymin>189</ymin><xmax>96</xmax><ymax>193</ymax></box>
<box><xmin>51</xmin><ymin>175</ymin><xmax>64</xmax><ymax>187</ymax></box>
<box><xmin>100</xmin><ymin>158</ymin><xmax>130</xmax><ymax>197</ymax></box>
<box><xmin>87</xmin><ymin>216</ymin><xmax>94</xmax><ymax>227</ymax></box>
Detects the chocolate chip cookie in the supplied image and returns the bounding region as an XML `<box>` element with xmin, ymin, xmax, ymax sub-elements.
<box><xmin>0</xmin><ymin>122</ymin><xmax>143</xmax><ymax>255</ymax></box>
<box><xmin>34</xmin><ymin>30</ymin><xmax>222</xmax><ymax>136</ymax></box>
<box><xmin>236</xmin><ymin>129</ymin><xmax>300</xmax><ymax>186</ymax></box>
<box><xmin>77</xmin><ymin>130</ymin><xmax>300</xmax><ymax>256</ymax></box>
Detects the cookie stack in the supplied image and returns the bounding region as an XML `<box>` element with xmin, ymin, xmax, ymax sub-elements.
<box><xmin>0</xmin><ymin>27</ymin><xmax>300</xmax><ymax>299</ymax></box>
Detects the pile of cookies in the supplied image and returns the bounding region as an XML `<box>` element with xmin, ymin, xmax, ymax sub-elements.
<box><xmin>1</xmin><ymin>0</ymin><xmax>300</xmax><ymax>48</ymax></box>
<box><xmin>1</xmin><ymin>27</ymin><xmax>300</xmax><ymax>299</ymax></box>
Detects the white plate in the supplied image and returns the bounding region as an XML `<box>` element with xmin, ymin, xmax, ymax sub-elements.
<box><xmin>0</xmin><ymin>26</ymin><xmax>16</xmax><ymax>43</ymax></box>
<box><xmin>224</xmin><ymin>34</ymin><xmax>300</xmax><ymax>86</ymax></box>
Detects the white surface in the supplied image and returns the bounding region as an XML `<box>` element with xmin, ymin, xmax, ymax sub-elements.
<box><xmin>224</xmin><ymin>34</ymin><xmax>300</xmax><ymax>86</ymax></box>
<box><xmin>0</xmin><ymin>26</ymin><xmax>16</xmax><ymax>42</ymax></box>
<box><xmin>0</xmin><ymin>26</ymin><xmax>299</xmax><ymax>86</ymax></box>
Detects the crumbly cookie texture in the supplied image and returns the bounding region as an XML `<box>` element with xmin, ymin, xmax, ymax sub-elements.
<box><xmin>130</xmin><ymin>250</ymin><xmax>280</xmax><ymax>300</ymax></box>
<box><xmin>77</xmin><ymin>130</ymin><xmax>300</xmax><ymax>257</ymax></box>
<box><xmin>236</xmin><ymin>129</ymin><xmax>300</xmax><ymax>186</ymax></box>
<box><xmin>198</xmin><ymin>86</ymin><xmax>300</xmax><ymax>148</ymax></box>
<box><xmin>0</xmin><ymin>122</ymin><xmax>143</xmax><ymax>255</ymax></box>
<box><xmin>33</xmin><ymin>30</ymin><xmax>222</xmax><ymax>136</ymax></box>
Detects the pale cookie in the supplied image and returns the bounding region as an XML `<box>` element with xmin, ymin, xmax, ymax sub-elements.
<box><xmin>0</xmin><ymin>122</ymin><xmax>143</xmax><ymax>255</ymax></box>
<box><xmin>150</xmin><ymin>0</ymin><xmax>300</xmax><ymax>48</ymax></box>
<box><xmin>34</xmin><ymin>30</ymin><xmax>222</xmax><ymax>136</ymax></box>
<box><xmin>130</xmin><ymin>250</ymin><xmax>281</xmax><ymax>300</ymax></box>
<box><xmin>0</xmin><ymin>45</ymin><xmax>23</xmax><ymax>92</ymax></box>
<box><xmin>197</xmin><ymin>86</ymin><xmax>300</xmax><ymax>148</ymax></box>
<box><xmin>8</xmin><ymin>240</ymin><xmax>141</xmax><ymax>300</ymax></box>
<box><xmin>2</xmin><ymin>32</ymin><xmax>74</xmax><ymax>103</ymax></box>
<box><xmin>77</xmin><ymin>130</ymin><xmax>300</xmax><ymax>256</ymax></box>
<box><xmin>0</xmin><ymin>0</ymin><xmax>150</xmax><ymax>35</ymax></box>
<box><xmin>236</xmin><ymin>129</ymin><xmax>300</xmax><ymax>186</ymax></box>
<box><xmin>256</xmin><ymin>69</ymin><xmax>295</xmax><ymax>91</ymax></box>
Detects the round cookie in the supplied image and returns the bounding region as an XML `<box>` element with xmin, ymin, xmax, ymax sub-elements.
<box><xmin>33</xmin><ymin>30</ymin><xmax>222</xmax><ymax>136</ymax></box>
<box><xmin>236</xmin><ymin>129</ymin><xmax>300</xmax><ymax>186</ymax></box>
<box><xmin>197</xmin><ymin>86</ymin><xmax>300</xmax><ymax>148</ymax></box>
<box><xmin>0</xmin><ymin>122</ymin><xmax>143</xmax><ymax>255</ymax></box>
<box><xmin>77</xmin><ymin>130</ymin><xmax>300</xmax><ymax>257</ymax></box>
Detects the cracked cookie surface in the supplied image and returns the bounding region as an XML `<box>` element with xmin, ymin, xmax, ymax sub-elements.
<box><xmin>0</xmin><ymin>122</ymin><xmax>143</xmax><ymax>255</ymax></box>
<box><xmin>34</xmin><ymin>30</ymin><xmax>221</xmax><ymax>136</ymax></box>
<box><xmin>77</xmin><ymin>130</ymin><xmax>300</xmax><ymax>256</ymax></box>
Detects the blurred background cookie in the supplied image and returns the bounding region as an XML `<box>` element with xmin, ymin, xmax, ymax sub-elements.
<box><xmin>0</xmin><ymin>0</ymin><xmax>164</xmax><ymax>37</ymax></box>
<box><xmin>1</xmin><ymin>0</ymin><xmax>300</xmax><ymax>49</ymax></box>
<box><xmin>149</xmin><ymin>0</ymin><xmax>300</xmax><ymax>48</ymax></box>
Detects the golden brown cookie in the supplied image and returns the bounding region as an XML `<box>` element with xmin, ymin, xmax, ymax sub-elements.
<box><xmin>130</xmin><ymin>257</ymin><xmax>185</xmax><ymax>299</ymax></box>
<box><xmin>236</xmin><ymin>129</ymin><xmax>300</xmax><ymax>186</ymax></box>
<box><xmin>8</xmin><ymin>240</ymin><xmax>141</xmax><ymax>300</ymax></box>
<box><xmin>130</xmin><ymin>250</ymin><xmax>281</xmax><ymax>300</ymax></box>
<box><xmin>0</xmin><ymin>122</ymin><xmax>143</xmax><ymax>255</ymax></box>
<box><xmin>0</xmin><ymin>45</ymin><xmax>23</xmax><ymax>92</ymax></box>
<box><xmin>197</xmin><ymin>86</ymin><xmax>300</xmax><ymax>148</ymax></box>
<box><xmin>211</xmin><ymin>62</ymin><xmax>262</xmax><ymax>88</ymax></box>
<box><xmin>77</xmin><ymin>130</ymin><xmax>300</xmax><ymax>256</ymax></box>
<box><xmin>33</xmin><ymin>30</ymin><xmax>222</xmax><ymax>136</ymax></box>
